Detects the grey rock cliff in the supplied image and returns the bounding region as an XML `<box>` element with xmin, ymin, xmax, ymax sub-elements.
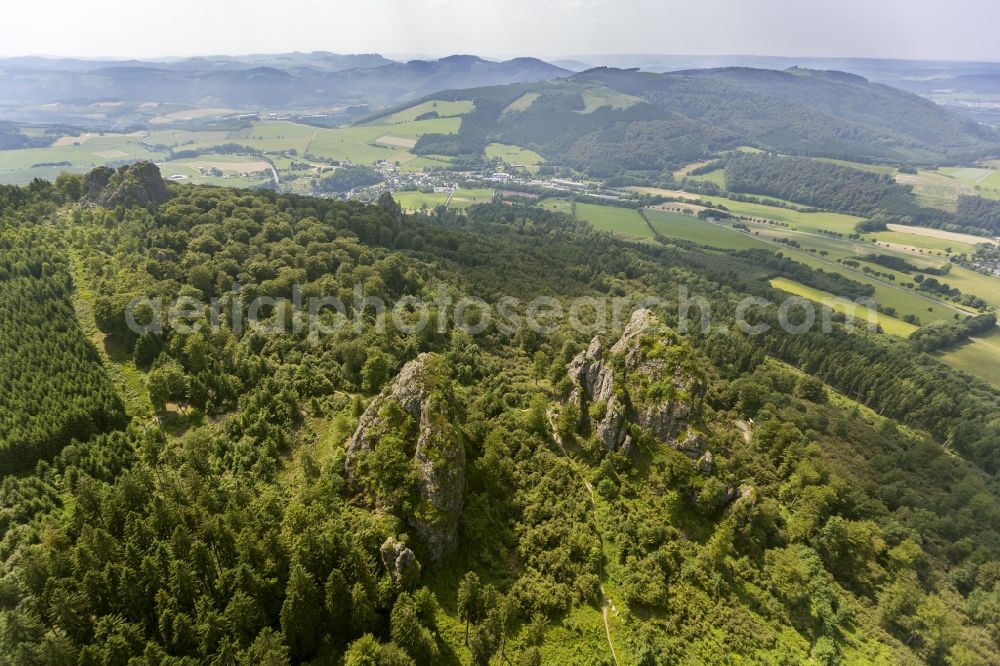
<box><xmin>567</xmin><ymin>309</ymin><xmax>706</xmax><ymax>453</ymax></box>
<box><xmin>346</xmin><ymin>353</ymin><xmax>465</xmax><ymax>563</ymax></box>
<box><xmin>82</xmin><ymin>161</ymin><xmax>168</xmax><ymax>208</ymax></box>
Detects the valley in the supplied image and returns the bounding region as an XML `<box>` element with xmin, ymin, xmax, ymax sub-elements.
<box><xmin>2</xmin><ymin>42</ymin><xmax>1000</xmax><ymax>666</ymax></box>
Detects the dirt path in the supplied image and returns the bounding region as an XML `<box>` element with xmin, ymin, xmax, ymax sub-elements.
<box><xmin>547</xmin><ymin>410</ymin><xmax>620</xmax><ymax>666</ymax></box>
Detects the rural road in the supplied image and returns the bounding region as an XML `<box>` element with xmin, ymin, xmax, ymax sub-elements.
<box><xmin>547</xmin><ymin>409</ymin><xmax>620</xmax><ymax>666</ymax></box>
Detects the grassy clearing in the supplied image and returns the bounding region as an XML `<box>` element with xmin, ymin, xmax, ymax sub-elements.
<box><xmin>576</xmin><ymin>87</ymin><xmax>642</xmax><ymax>113</ymax></box>
<box><xmin>938</xmin><ymin>328</ymin><xmax>1000</xmax><ymax>389</ymax></box>
<box><xmin>689</xmin><ymin>168</ymin><xmax>726</xmax><ymax>189</ymax></box>
<box><xmin>539</xmin><ymin>198</ymin><xmax>574</xmax><ymax>214</ymax></box>
<box><xmin>502</xmin><ymin>92</ymin><xmax>541</xmax><ymax>115</ymax></box>
<box><xmin>645</xmin><ymin>209</ymin><xmax>770</xmax><ymax>250</ymax></box>
<box><xmin>69</xmin><ymin>250</ymin><xmax>153</xmax><ymax>419</ymax></box>
<box><xmin>485</xmin><ymin>143</ymin><xmax>544</xmax><ymax>167</ymax></box>
<box><xmin>769</xmin><ymin>277</ymin><xmax>918</xmax><ymax>337</ymax></box>
<box><xmin>896</xmin><ymin>170</ymin><xmax>994</xmax><ymax>209</ymax></box>
<box><xmin>372</xmin><ymin>100</ymin><xmax>475</xmax><ymax>124</ymax></box>
<box><xmin>575</xmin><ymin>203</ymin><xmax>653</xmax><ymax>239</ymax></box>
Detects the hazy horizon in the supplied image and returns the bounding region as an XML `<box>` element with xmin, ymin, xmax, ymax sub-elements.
<box><xmin>3</xmin><ymin>0</ymin><xmax>1000</xmax><ymax>62</ymax></box>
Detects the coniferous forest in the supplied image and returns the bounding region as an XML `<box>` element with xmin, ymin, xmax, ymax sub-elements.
<box><xmin>1</xmin><ymin>170</ymin><xmax>999</xmax><ymax>666</ymax></box>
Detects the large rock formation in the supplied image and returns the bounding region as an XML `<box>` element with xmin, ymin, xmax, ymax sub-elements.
<box><xmin>82</xmin><ymin>161</ymin><xmax>168</xmax><ymax>208</ymax></box>
<box><xmin>380</xmin><ymin>537</ymin><xmax>421</xmax><ymax>591</ymax></box>
<box><xmin>345</xmin><ymin>353</ymin><xmax>465</xmax><ymax>563</ymax></box>
<box><xmin>567</xmin><ymin>309</ymin><xmax>706</xmax><ymax>454</ymax></box>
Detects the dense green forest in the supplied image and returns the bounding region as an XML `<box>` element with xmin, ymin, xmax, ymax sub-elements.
<box><xmin>1</xmin><ymin>170</ymin><xmax>999</xmax><ymax>664</ymax></box>
<box><xmin>957</xmin><ymin>196</ymin><xmax>1000</xmax><ymax>234</ymax></box>
<box><xmin>0</xmin><ymin>186</ymin><xmax>126</xmax><ymax>473</ymax></box>
<box><xmin>724</xmin><ymin>154</ymin><xmax>909</xmax><ymax>216</ymax></box>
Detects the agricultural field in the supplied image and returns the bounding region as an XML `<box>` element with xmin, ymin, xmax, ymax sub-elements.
<box><xmin>645</xmin><ymin>209</ymin><xmax>769</xmax><ymax>250</ymax></box>
<box><xmin>869</xmin><ymin>228</ymin><xmax>977</xmax><ymax>255</ymax></box>
<box><xmin>938</xmin><ymin>328</ymin><xmax>1000</xmax><ymax>389</ymax></box>
<box><xmin>485</xmin><ymin>143</ymin><xmax>544</xmax><ymax>169</ymax></box>
<box><xmin>538</xmin><ymin>197</ymin><xmax>574</xmax><ymax>214</ymax></box>
<box><xmin>814</xmin><ymin>158</ymin><xmax>898</xmax><ymax>175</ymax></box>
<box><xmin>574</xmin><ymin>202</ymin><xmax>653</xmax><ymax>239</ymax></box>
<box><xmin>716</xmin><ymin>220</ymin><xmax>970</xmax><ymax>325</ymax></box>
<box><xmin>159</xmin><ymin>154</ymin><xmax>274</xmax><ymax>187</ymax></box>
<box><xmin>0</xmin><ymin>116</ymin><xmax>465</xmax><ymax>186</ymax></box>
<box><xmin>394</xmin><ymin>191</ymin><xmax>451</xmax><ymax>211</ymax></box>
<box><xmin>0</xmin><ymin>131</ymin><xmax>164</xmax><ymax>184</ymax></box>
<box><xmin>394</xmin><ymin>187</ymin><xmax>495</xmax><ymax>212</ymax></box>
<box><xmin>899</xmin><ymin>167</ymin><xmax>1000</xmax><ymax>208</ymax></box>
<box><xmin>631</xmin><ymin>187</ymin><xmax>864</xmax><ymax>234</ymax></box>
<box><xmin>769</xmin><ymin>277</ymin><xmax>918</xmax><ymax>337</ymax></box>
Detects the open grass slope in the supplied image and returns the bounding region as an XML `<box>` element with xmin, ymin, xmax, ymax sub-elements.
<box><xmin>645</xmin><ymin>209</ymin><xmax>769</xmax><ymax>250</ymax></box>
<box><xmin>938</xmin><ymin>327</ymin><xmax>1000</xmax><ymax>389</ymax></box>
<box><xmin>574</xmin><ymin>202</ymin><xmax>653</xmax><ymax>239</ymax></box>
<box><xmin>769</xmin><ymin>277</ymin><xmax>918</xmax><ymax>337</ymax></box>
<box><xmin>0</xmin><ymin>117</ymin><xmax>465</xmax><ymax>185</ymax></box>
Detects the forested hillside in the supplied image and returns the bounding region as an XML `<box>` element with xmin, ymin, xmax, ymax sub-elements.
<box><xmin>1</xmin><ymin>174</ymin><xmax>999</xmax><ymax>664</ymax></box>
<box><xmin>0</xmin><ymin>183</ymin><xmax>126</xmax><ymax>472</ymax></box>
<box><xmin>724</xmin><ymin>153</ymin><xmax>910</xmax><ymax>215</ymax></box>
<box><xmin>406</xmin><ymin>66</ymin><xmax>1000</xmax><ymax>176</ymax></box>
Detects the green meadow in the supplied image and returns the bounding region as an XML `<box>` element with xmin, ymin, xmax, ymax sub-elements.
<box><xmin>575</xmin><ymin>203</ymin><xmax>654</xmax><ymax>239</ymax></box>
<box><xmin>770</xmin><ymin>277</ymin><xmax>918</xmax><ymax>337</ymax></box>
<box><xmin>485</xmin><ymin>143</ymin><xmax>544</xmax><ymax>168</ymax></box>
<box><xmin>371</xmin><ymin>99</ymin><xmax>475</xmax><ymax>124</ymax></box>
<box><xmin>0</xmin><ymin>116</ymin><xmax>467</xmax><ymax>185</ymax></box>
<box><xmin>645</xmin><ymin>209</ymin><xmax>769</xmax><ymax>250</ymax></box>
<box><xmin>938</xmin><ymin>328</ymin><xmax>1000</xmax><ymax>389</ymax></box>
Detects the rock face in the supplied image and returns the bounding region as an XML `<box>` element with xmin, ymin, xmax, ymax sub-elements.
<box><xmin>567</xmin><ymin>309</ymin><xmax>706</xmax><ymax>454</ymax></box>
<box><xmin>82</xmin><ymin>161</ymin><xmax>168</xmax><ymax>208</ymax></box>
<box><xmin>380</xmin><ymin>537</ymin><xmax>421</xmax><ymax>591</ymax></box>
<box><xmin>345</xmin><ymin>353</ymin><xmax>465</xmax><ymax>563</ymax></box>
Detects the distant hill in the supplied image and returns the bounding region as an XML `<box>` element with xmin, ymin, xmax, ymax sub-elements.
<box><xmin>405</xmin><ymin>66</ymin><xmax>1000</xmax><ymax>172</ymax></box>
<box><xmin>0</xmin><ymin>53</ymin><xmax>568</xmax><ymax>124</ymax></box>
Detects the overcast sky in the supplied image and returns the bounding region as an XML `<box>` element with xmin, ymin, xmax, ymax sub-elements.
<box><xmin>3</xmin><ymin>0</ymin><xmax>999</xmax><ymax>62</ymax></box>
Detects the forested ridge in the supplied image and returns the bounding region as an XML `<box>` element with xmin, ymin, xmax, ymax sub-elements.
<box><xmin>406</xmin><ymin>66</ymin><xmax>1000</xmax><ymax>178</ymax></box>
<box><xmin>1</xmin><ymin>174</ymin><xmax>999</xmax><ymax>664</ymax></box>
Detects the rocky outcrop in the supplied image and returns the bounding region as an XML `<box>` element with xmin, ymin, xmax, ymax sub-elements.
<box><xmin>567</xmin><ymin>309</ymin><xmax>706</xmax><ymax>454</ymax></box>
<box><xmin>345</xmin><ymin>353</ymin><xmax>465</xmax><ymax>563</ymax></box>
<box><xmin>82</xmin><ymin>161</ymin><xmax>168</xmax><ymax>208</ymax></box>
<box><xmin>380</xmin><ymin>537</ymin><xmax>421</xmax><ymax>591</ymax></box>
